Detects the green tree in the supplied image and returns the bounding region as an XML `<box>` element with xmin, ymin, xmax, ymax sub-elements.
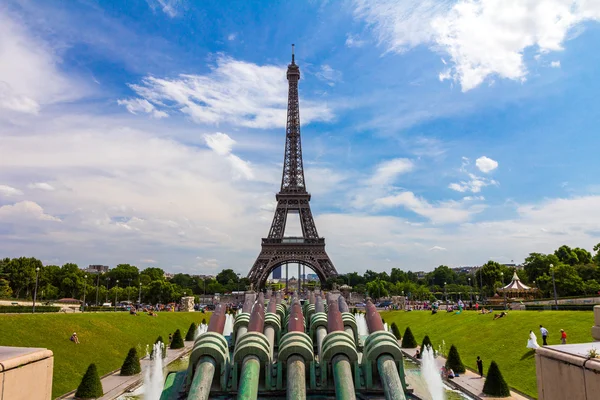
<box><xmin>445</xmin><ymin>344</ymin><xmax>466</xmax><ymax>373</ymax></box>
<box><xmin>523</xmin><ymin>253</ymin><xmax>560</xmax><ymax>283</ymax></box>
<box><xmin>108</xmin><ymin>264</ymin><xmax>139</xmax><ymax>285</ymax></box>
<box><xmin>401</xmin><ymin>327</ymin><xmax>417</xmax><ymax>348</ymax></box>
<box><xmin>0</xmin><ymin>279</ymin><xmax>13</xmax><ymax>298</ymax></box>
<box><xmin>554</xmin><ymin>245</ymin><xmax>579</xmax><ymax>266</ymax></box>
<box><xmin>553</xmin><ymin>263</ymin><xmax>584</xmax><ymax>296</ymax></box>
<box><xmin>120</xmin><ymin>348</ymin><xmax>141</xmax><ymax>376</ymax></box>
<box><xmin>421</xmin><ymin>335</ymin><xmax>433</xmax><ymax>352</ymax></box>
<box><xmin>390</xmin><ymin>268</ymin><xmax>407</xmax><ymax>284</ymax></box>
<box><xmin>75</xmin><ymin>363</ymin><xmax>103</xmax><ymax>399</ymax></box>
<box><xmin>430</xmin><ymin>265</ymin><xmax>457</xmax><ymax>286</ymax></box>
<box><xmin>366</xmin><ymin>278</ymin><xmax>388</xmax><ymax>299</ymax></box>
<box><xmin>170</xmin><ymin>329</ymin><xmax>184</xmax><ymax>349</ymax></box>
<box><xmin>185</xmin><ymin>322</ymin><xmax>197</xmax><ymax>341</ymax></box>
<box><xmin>573</xmin><ymin>247</ymin><xmax>592</xmax><ymax>265</ymax></box>
<box><xmin>390</xmin><ymin>323</ymin><xmax>401</xmax><ymax>340</ymax></box>
<box><xmin>5</xmin><ymin>257</ymin><xmax>41</xmax><ymax>298</ymax></box>
<box><xmin>482</xmin><ymin>361</ymin><xmax>510</xmax><ymax>397</ymax></box>
<box><xmin>594</xmin><ymin>243</ymin><xmax>600</xmax><ymax>265</ymax></box>
<box><xmin>216</xmin><ymin>269</ymin><xmax>238</xmax><ymax>286</ymax></box>
<box><xmin>140</xmin><ymin>267</ymin><xmax>165</xmax><ymax>282</ymax></box>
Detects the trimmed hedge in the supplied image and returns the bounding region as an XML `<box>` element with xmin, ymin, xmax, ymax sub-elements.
<box><xmin>151</xmin><ymin>336</ymin><xmax>167</xmax><ymax>359</ymax></box>
<box><xmin>84</xmin><ymin>307</ymin><xmax>128</xmax><ymax>312</ymax></box>
<box><xmin>170</xmin><ymin>329</ymin><xmax>184</xmax><ymax>349</ymax></box>
<box><xmin>75</xmin><ymin>363</ymin><xmax>103</xmax><ymax>399</ymax></box>
<box><xmin>401</xmin><ymin>327</ymin><xmax>417</xmax><ymax>348</ymax></box>
<box><xmin>445</xmin><ymin>344</ymin><xmax>466</xmax><ymax>373</ymax></box>
<box><xmin>185</xmin><ymin>322</ymin><xmax>197</xmax><ymax>341</ymax></box>
<box><xmin>421</xmin><ymin>335</ymin><xmax>433</xmax><ymax>352</ymax></box>
<box><xmin>120</xmin><ymin>348</ymin><xmax>141</xmax><ymax>376</ymax></box>
<box><xmin>391</xmin><ymin>322</ymin><xmax>401</xmax><ymax>340</ymax></box>
<box><xmin>483</xmin><ymin>361</ymin><xmax>510</xmax><ymax>397</ymax></box>
<box><xmin>0</xmin><ymin>305</ymin><xmax>60</xmax><ymax>313</ymax></box>
<box><xmin>525</xmin><ymin>304</ymin><xmax>596</xmax><ymax>311</ymax></box>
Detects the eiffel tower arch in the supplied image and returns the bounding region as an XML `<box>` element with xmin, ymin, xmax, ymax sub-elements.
<box><xmin>248</xmin><ymin>46</ymin><xmax>338</xmax><ymax>289</ymax></box>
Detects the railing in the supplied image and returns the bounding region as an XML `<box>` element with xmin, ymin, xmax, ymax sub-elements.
<box><xmin>262</xmin><ymin>237</ymin><xmax>325</xmax><ymax>245</ymax></box>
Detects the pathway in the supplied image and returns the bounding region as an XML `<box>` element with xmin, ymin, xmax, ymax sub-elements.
<box><xmin>402</xmin><ymin>348</ymin><xmax>532</xmax><ymax>400</ymax></box>
<box><xmin>58</xmin><ymin>340</ymin><xmax>195</xmax><ymax>400</ymax></box>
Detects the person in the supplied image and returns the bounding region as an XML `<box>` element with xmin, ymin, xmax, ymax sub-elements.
<box><xmin>448</xmin><ymin>368</ymin><xmax>456</xmax><ymax>379</ymax></box>
<box><xmin>415</xmin><ymin>349</ymin><xmax>421</xmax><ymax>358</ymax></box>
<box><xmin>169</xmin><ymin>333</ymin><xmax>173</xmax><ymax>343</ymax></box>
<box><xmin>527</xmin><ymin>330</ymin><xmax>540</xmax><ymax>349</ymax></box>
<box><xmin>540</xmin><ymin>325</ymin><xmax>549</xmax><ymax>345</ymax></box>
<box><xmin>476</xmin><ymin>356</ymin><xmax>484</xmax><ymax>377</ymax></box>
<box><xmin>70</xmin><ymin>332</ymin><xmax>80</xmax><ymax>344</ymax></box>
<box><xmin>560</xmin><ymin>329</ymin><xmax>567</xmax><ymax>344</ymax></box>
<box><xmin>475</xmin><ymin>302</ymin><xmax>479</xmax><ymax>311</ymax></box>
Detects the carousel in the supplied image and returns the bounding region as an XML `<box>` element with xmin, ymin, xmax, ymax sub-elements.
<box><xmin>497</xmin><ymin>271</ymin><xmax>537</xmax><ymax>301</ymax></box>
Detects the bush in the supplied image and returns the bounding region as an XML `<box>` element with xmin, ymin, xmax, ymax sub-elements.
<box><xmin>151</xmin><ymin>336</ymin><xmax>166</xmax><ymax>359</ymax></box>
<box><xmin>120</xmin><ymin>348</ymin><xmax>141</xmax><ymax>376</ymax></box>
<box><xmin>352</xmin><ymin>307</ymin><xmax>358</xmax><ymax>314</ymax></box>
<box><xmin>75</xmin><ymin>363</ymin><xmax>103</xmax><ymax>399</ymax></box>
<box><xmin>445</xmin><ymin>344</ymin><xmax>466</xmax><ymax>373</ymax></box>
<box><xmin>83</xmin><ymin>306</ymin><xmax>128</xmax><ymax>312</ymax></box>
<box><xmin>202</xmin><ymin>318</ymin><xmax>206</xmax><ymax>325</ymax></box>
<box><xmin>401</xmin><ymin>327</ymin><xmax>417</xmax><ymax>348</ymax></box>
<box><xmin>0</xmin><ymin>305</ymin><xmax>60</xmax><ymax>313</ymax></box>
<box><xmin>483</xmin><ymin>361</ymin><xmax>510</xmax><ymax>397</ymax></box>
<box><xmin>185</xmin><ymin>322</ymin><xmax>197</xmax><ymax>341</ymax></box>
<box><xmin>421</xmin><ymin>335</ymin><xmax>433</xmax><ymax>351</ymax></box>
<box><xmin>170</xmin><ymin>329</ymin><xmax>184</xmax><ymax>349</ymax></box>
<box><xmin>391</xmin><ymin>322</ymin><xmax>401</xmax><ymax>340</ymax></box>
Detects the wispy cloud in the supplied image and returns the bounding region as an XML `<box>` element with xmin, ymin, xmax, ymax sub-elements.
<box><xmin>369</xmin><ymin>158</ymin><xmax>414</xmax><ymax>185</ymax></box>
<box><xmin>345</xmin><ymin>33</ymin><xmax>366</xmax><ymax>48</ymax></box>
<box><xmin>146</xmin><ymin>0</ymin><xmax>182</xmax><ymax>18</ymax></box>
<box><xmin>0</xmin><ymin>185</ymin><xmax>23</xmax><ymax>197</ymax></box>
<box><xmin>315</xmin><ymin>64</ymin><xmax>343</xmax><ymax>86</ymax></box>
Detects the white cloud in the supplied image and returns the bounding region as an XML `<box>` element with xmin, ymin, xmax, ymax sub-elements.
<box><xmin>117</xmin><ymin>98</ymin><xmax>168</xmax><ymax>119</ymax></box>
<box><xmin>315</xmin><ymin>65</ymin><xmax>343</xmax><ymax>86</ymax></box>
<box><xmin>0</xmin><ymin>201</ymin><xmax>60</xmax><ymax>222</ymax></box>
<box><xmin>119</xmin><ymin>55</ymin><xmax>333</xmax><ymax>128</ymax></box>
<box><xmin>345</xmin><ymin>33</ymin><xmax>367</xmax><ymax>48</ymax></box>
<box><xmin>475</xmin><ymin>156</ymin><xmax>498</xmax><ymax>173</ymax></box>
<box><xmin>203</xmin><ymin>133</ymin><xmax>254</xmax><ymax>180</ymax></box>
<box><xmin>28</xmin><ymin>182</ymin><xmax>55</xmax><ymax>191</ymax></box>
<box><xmin>0</xmin><ymin>10</ymin><xmax>84</xmax><ymax>115</ymax></box>
<box><xmin>429</xmin><ymin>246</ymin><xmax>447</xmax><ymax>251</ymax></box>
<box><xmin>353</xmin><ymin>0</ymin><xmax>600</xmax><ymax>91</ymax></box>
<box><xmin>449</xmin><ymin>173</ymin><xmax>498</xmax><ymax>193</ymax></box>
<box><xmin>550</xmin><ymin>60</ymin><xmax>561</xmax><ymax>68</ymax></box>
<box><xmin>146</xmin><ymin>0</ymin><xmax>180</xmax><ymax>17</ymax></box>
<box><xmin>0</xmin><ymin>185</ymin><xmax>23</xmax><ymax>196</ymax></box>
<box><xmin>228</xmin><ymin>33</ymin><xmax>237</xmax><ymax>41</ymax></box>
<box><xmin>369</xmin><ymin>158</ymin><xmax>414</xmax><ymax>185</ymax></box>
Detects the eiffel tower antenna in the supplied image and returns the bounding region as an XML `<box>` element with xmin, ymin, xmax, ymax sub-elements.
<box><xmin>247</xmin><ymin>47</ymin><xmax>338</xmax><ymax>290</ymax></box>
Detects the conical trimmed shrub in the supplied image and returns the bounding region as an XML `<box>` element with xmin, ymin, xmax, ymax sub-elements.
<box><xmin>401</xmin><ymin>327</ymin><xmax>417</xmax><ymax>348</ymax></box>
<box><xmin>120</xmin><ymin>348</ymin><xmax>141</xmax><ymax>376</ymax></box>
<box><xmin>483</xmin><ymin>361</ymin><xmax>510</xmax><ymax>397</ymax></box>
<box><xmin>391</xmin><ymin>322</ymin><xmax>401</xmax><ymax>340</ymax></box>
<box><xmin>445</xmin><ymin>344</ymin><xmax>466</xmax><ymax>373</ymax></box>
<box><xmin>75</xmin><ymin>363</ymin><xmax>103</xmax><ymax>399</ymax></box>
<box><xmin>170</xmin><ymin>329</ymin><xmax>184</xmax><ymax>349</ymax></box>
<box><xmin>151</xmin><ymin>336</ymin><xmax>166</xmax><ymax>359</ymax></box>
<box><xmin>421</xmin><ymin>335</ymin><xmax>433</xmax><ymax>351</ymax></box>
<box><xmin>185</xmin><ymin>322</ymin><xmax>197</xmax><ymax>341</ymax></box>
<box><xmin>202</xmin><ymin>318</ymin><xmax>206</xmax><ymax>325</ymax></box>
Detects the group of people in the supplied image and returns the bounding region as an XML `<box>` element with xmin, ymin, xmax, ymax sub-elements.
<box><xmin>527</xmin><ymin>325</ymin><xmax>567</xmax><ymax>348</ymax></box>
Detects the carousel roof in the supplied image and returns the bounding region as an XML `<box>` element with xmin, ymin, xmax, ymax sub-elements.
<box><xmin>498</xmin><ymin>271</ymin><xmax>534</xmax><ymax>292</ymax></box>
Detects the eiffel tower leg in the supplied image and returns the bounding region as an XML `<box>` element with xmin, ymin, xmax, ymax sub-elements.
<box><xmin>297</xmin><ymin>263</ymin><xmax>301</xmax><ymax>294</ymax></box>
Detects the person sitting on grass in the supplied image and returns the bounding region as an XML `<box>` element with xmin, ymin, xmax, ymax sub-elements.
<box><xmin>70</xmin><ymin>332</ymin><xmax>80</xmax><ymax>344</ymax></box>
<box><xmin>448</xmin><ymin>368</ymin><xmax>456</xmax><ymax>379</ymax></box>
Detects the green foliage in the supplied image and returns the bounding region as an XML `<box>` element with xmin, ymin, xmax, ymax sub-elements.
<box><xmin>152</xmin><ymin>336</ymin><xmax>167</xmax><ymax>359</ymax></box>
<box><xmin>445</xmin><ymin>344</ymin><xmax>466</xmax><ymax>373</ymax></box>
<box><xmin>421</xmin><ymin>335</ymin><xmax>433</xmax><ymax>351</ymax></box>
<box><xmin>170</xmin><ymin>329</ymin><xmax>184</xmax><ymax>349</ymax></box>
<box><xmin>0</xmin><ymin>279</ymin><xmax>13</xmax><ymax>298</ymax></box>
<box><xmin>482</xmin><ymin>361</ymin><xmax>510</xmax><ymax>397</ymax></box>
<box><xmin>185</xmin><ymin>322</ymin><xmax>197</xmax><ymax>341</ymax></box>
<box><xmin>0</xmin><ymin>305</ymin><xmax>60</xmax><ymax>313</ymax></box>
<box><xmin>120</xmin><ymin>347</ymin><xmax>141</xmax><ymax>376</ymax></box>
<box><xmin>366</xmin><ymin>278</ymin><xmax>388</xmax><ymax>299</ymax></box>
<box><xmin>352</xmin><ymin>307</ymin><xmax>358</xmax><ymax>314</ymax></box>
<box><xmin>216</xmin><ymin>269</ymin><xmax>238</xmax><ymax>285</ymax></box>
<box><xmin>75</xmin><ymin>363</ymin><xmax>103</xmax><ymax>399</ymax></box>
<box><xmin>390</xmin><ymin>322</ymin><xmax>401</xmax><ymax>340</ymax></box>
<box><xmin>202</xmin><ymin>318</ymin><xmax>206</xmax><ymax>324</ymax></box>
<box><xmin>401</xmin><ymin>327</ymin><xmax>417</xmax><ymax>348</ymax></box>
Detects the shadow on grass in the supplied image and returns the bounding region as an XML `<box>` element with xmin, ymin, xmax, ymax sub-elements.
<box><xmin>521</xmin><ymin>349</ymin><xmax>536</xmax><ymax>360</ymax></box>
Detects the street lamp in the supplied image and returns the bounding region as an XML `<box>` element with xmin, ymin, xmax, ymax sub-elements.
<box><xmin>95</xmin><ymin>272</ymin><xmax>103</xmax><ymax>306</ymax></box>
<box><xmin>106</xmin><ymin>277</ymin><xmax>110</xmax><ymax>303</ymax></box>
<box><xmin>444</xmin><ymin>282</ymin><xmax>447</xmax><ymax>309</ymax></box>
<box><xmin>237</xmin><ymin>273</ymin><xmax>241</xmax><ymax>302</ymax></box>
<box><xmin>127</xmin><ymin>278</ymin><xmax>132</xmax><ymax>302</ymax></box>
<box><xmin>468</xmin><ymin>277</ymin><xmax>473</xmax><ymax>304</ymax></box>
<box><xmin>501</xmin><ymin>272</ymin><xmax>506</xmax><ymax>310</ymax></box>
<box><xmin>550</xmin><ymin>264</ymin><xmax>558</xmax><ymax>310</ymax></box>
<box><xmin>32</xmin><ymin>267</ymin><xmax>40</xmax><ymax>313</ymax></box>
<box><xmin>82</xmin><ymin>275</ymin><xmax>88</xmax><ymax>312</ymax></box>
<box><xmin>114</xmin><ymin>279</ymin><xmax>119</xmax><ymax>311</ymax></box>
<box><xmin>138</xmin><ymin>282</ymin><xmax>142</xmax><ymax>304</ymax></box>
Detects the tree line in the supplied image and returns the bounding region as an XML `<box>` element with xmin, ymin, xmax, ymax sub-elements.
<box><xmin>1</xmin><ymin>243</ymin><xmax>599</xmax><ymax>303</ymax></box>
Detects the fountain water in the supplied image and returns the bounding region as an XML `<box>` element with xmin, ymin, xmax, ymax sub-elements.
<box><xmin>383</xmin><ymin>322</ymin><xmax>389</xmax><ymax>332</ymax></box>
<box><xmin>223</xmin><ymin>313</ymin><xmax>234</xmax><ymax>336</ymax></box>
<box><xmin>421</xmin><ymin>345</ymin><xmax>445</xmax><ymax>400</ymax></box>
<box><xmin>143</xmin><ymin>342</ymin><xmax>165</xmax><ymax>400</ymax></box>
<box><xmin>194</xmin><ymin>323</ymin><xmax>208</xmax><ymax>340</ymax></box>
<box><xmin>354</xmin><ymin>313</ymin><xmax>369</xmax><ymax>336</ymax></box>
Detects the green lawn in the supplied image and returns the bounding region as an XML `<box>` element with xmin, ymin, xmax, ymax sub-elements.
<box><xmin>0</xmin><ymin>311</ymin><xmax>211</xmax><ymax>398</ymax></box>
<box><xmin>380</xmin><ymin>310</ymin><xmax>594</xmax><ymax>399</ymax></box>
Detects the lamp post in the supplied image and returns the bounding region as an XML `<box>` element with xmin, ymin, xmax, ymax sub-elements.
<box><xmin>469</xmin><ymin>277</ymin><xmax>473</xmax><ymax>304</ymax></box>
<box><xmin>32</xmin><ymin>267</ymin><xmax>40</xmax><ymax>313</ymax></box>
<box><xmin>533</xmin><ymin>280</ymin><xmax>536</xmax><ymax>299</ymax></box>
<box><xmin>550</xmin><ymin>264</ymin><xmax>558</xmax><ymax>310</ymax></box>
<box><xmin>82</xmin><ymin>275</ymin><xmax>88</xmax><ymax>312</ymax></box>
<box><xmin>138</xmin><ymin>282</ymin><xmax>142</xmax><ymax>304</ymax></box>
<box><xmin>127</xmin><ymin>278</ymin><xmax>132</xmax><ymax>302</ymax></box>
<box><xmin>444</xmin><ymin>282</ymin><xmax>447</xmax><ymax>309</ymax></box>
<box><xmin>95</xmin><ymin>272</ymin><xmax>103</xmax><ymax>306</ymax></box>
<box><xmin>106</xmin><ymin>277</ymin><xmax>110</xmax><ymax>303</ymax></box>
<box><xmin>501</xmin><ymin>272</ymin><xmax>506</xmax><ymax>310</ymax></box>
<box><xmin>114</xmin><ymin>279</ymin><xmax>119</xmax><ymax>311</ymax></box>
<box><xmin>237</xmin><ymin>273</ymin><xmax>241</xmax><ymax>302</ymax></box>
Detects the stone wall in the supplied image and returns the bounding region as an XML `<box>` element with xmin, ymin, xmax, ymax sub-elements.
<box><xmin>180</xmin><ymin>296</ymin><xmax>195</xmax><ymax>312</ymax></box>
<box><xmin>0</xmin><ymin>346</ymin><xmax>53</xmax><ymax>400</ymax></box>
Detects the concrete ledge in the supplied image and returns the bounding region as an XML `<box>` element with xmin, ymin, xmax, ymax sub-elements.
<box><xmin>0</xmin><ymin>346</ymin><xmax>53</xmax><ymax>372</ymax></box>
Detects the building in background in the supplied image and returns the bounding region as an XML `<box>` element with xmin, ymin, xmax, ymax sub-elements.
<box><xmin>272</xmin><ymin>266</ymin><xmax>282</xmax><ymax>279</ymax></box>
<box><xmin>85</xmin><ymin>265</ymin><xmax>109</xmax><ymax>274</ymax></box>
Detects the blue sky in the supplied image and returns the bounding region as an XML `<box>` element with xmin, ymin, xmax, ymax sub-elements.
<box><xmin>1</xmin><ymin>0</ymin><xmax>600</xmax><ymax>276</ymax></box>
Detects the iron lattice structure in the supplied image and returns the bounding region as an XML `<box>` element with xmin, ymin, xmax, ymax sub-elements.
<box><xmin>247</xmin><ymin>47</ymin><xmax>338</xmax><ymax>289</ymax></box>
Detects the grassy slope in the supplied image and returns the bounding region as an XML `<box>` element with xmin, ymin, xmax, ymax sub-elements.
<box><xmin>380</xmin><ymin>310</ymin><xmax>593</xmax><ymax>398</ymax></box>
<box><xmin>0</xmin><ymin>312</ymin><xmax>211</xmax><ymax>398</ymax></box>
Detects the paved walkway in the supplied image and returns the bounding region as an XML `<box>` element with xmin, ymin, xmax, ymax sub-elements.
<box><xmin>59</xmin><ymin>340</ymin><xmax>195</xmax><ymax>400</ymax></box>
<box><xmin>402</xmin><ymin>348</ymin><xmax>531</xmax><ymax>400</ymax></box>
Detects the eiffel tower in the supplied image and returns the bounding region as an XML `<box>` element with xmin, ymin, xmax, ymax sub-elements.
<box><xmin>247</xmin><ymin>46</ymin><xmax>338</xmax><ymax>290</ymax></box>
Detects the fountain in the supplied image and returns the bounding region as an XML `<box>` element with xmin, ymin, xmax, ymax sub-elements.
<box><xmin>222</xmin><ymin>313</ymin><xmax>234</xmax><ymax>336</ymax></box>
<box><xmin>355</xmin><ymin>312</ymin><xmax>369</xmax><ymax>336</ymax></box>
<box><xmin>194</xmin><ymin>323</ymin><xmax>208</xmax><ymax>340</ymax></box>
<box><xmin>422</xmin><ymin>345</ymin><xmax>445</xmax><ymax>400</ymax></box>
<box><xmin>142</xmin><ymin>342</ymin><xmax>165</xmax><ymax>400</ymax></box>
